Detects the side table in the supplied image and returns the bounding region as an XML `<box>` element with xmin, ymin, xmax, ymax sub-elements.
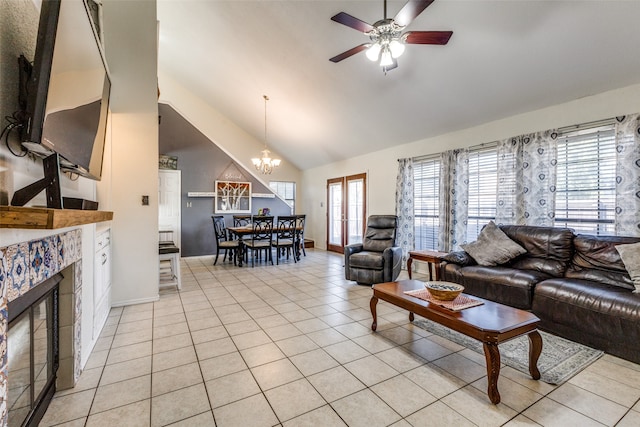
<box><xmin>407</xmin><ymin>250</ymin><xmax>447</xmax><ymax>280</ymax></box>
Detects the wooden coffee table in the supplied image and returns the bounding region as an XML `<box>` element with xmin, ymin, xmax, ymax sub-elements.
<box><xmin>370</xmin><ymin>280</ymin><xmax>542</xmax><ymax>404</ymax></box>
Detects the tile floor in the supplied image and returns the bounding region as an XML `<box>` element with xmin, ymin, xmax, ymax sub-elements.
<box><xmin>40</xmin><ymin>250</ymin><xmax>640</xmax><ymax>426</ymax></box>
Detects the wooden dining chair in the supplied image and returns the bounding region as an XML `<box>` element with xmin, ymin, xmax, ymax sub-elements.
<box><xmin>212</xmin><ymin>215</ymin><xmax>239</xmax><ymax>265</ymax></box>
<box><xmin>296</xmin><ymin>214</ymin><xmax>307</xmax><ymax>257</ymax></box>
<box><xmin>273</xmin><ymin>216</ymin><xmax>297</xmax><ymax>265</ymax></box>
<box><xmin>243</xmin><ymin>215</ymin><xmax>274</xmax><ymax>267</ymax></box>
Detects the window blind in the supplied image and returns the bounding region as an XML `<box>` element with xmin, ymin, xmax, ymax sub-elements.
<box><xmin>467</xmin><ymin>145</ymin><xmax>498</xmax><ymax>240</ymax></box>
<box><xmin>554</xmin><ymin>123</ymin><xmax>617</xmax><ymax>235</ymax></box>
<box><xmin>413</xmin><ymin>156</ymin><xmax>440</xmax><ymax>250</ymax></box>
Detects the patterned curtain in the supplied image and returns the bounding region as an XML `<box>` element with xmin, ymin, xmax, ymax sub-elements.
<box><xmin>438</xmin><ymin>149</ymin><xmax>469</xmax><ymax>251</ymax></box>
<box><xmin>496</xmin><ymin>131</ymin><xmax>557</xmax><ymax>226</ymax></box>
<box><xmin>395</xmin><ymin>158</ymin><xmax>415</xmax><ymax>264</ymax></box>
<box><xmin>614</xmin><ymin>114</ymin><xmax>640</xmax><ymax>236</ymax></box>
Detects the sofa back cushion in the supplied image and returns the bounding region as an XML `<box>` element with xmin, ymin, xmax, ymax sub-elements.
<box><xmin>500</xmin><ymin>225</ymin><xmax>574</xmax><ymax>277</ymax></box>
<box><xmin>566</xmin><ymin>234</ymin><xmax>640</xmax><ymax>290</ymax></box>
<box><xmin>362</xmin><ymin>215</ymin><xmax>397</xmax><ymax>253</ymax></box>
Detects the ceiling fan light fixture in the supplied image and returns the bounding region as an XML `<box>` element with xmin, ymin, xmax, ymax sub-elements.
<box><xmin>389</xmin><ymin>39</ymin><xmax>405</xmax><ymax>58</ymax></box>
<box><xmin>379</xmin><ymin>46</ymin><xmax>393</xmax><ymax>67</ymax></box>
<box><xmin>366</xmin><ymin>43</ymin><xmax>381</xmax><ymax>61</ymax></box>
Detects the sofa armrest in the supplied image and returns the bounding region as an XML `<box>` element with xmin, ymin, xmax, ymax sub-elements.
<box><xmin>344</xmin><ymin>243</ymin><xmax>364</xmax><ymax>280</ymax></box>
<box><xmin>383</xmin><ymin>246</ymin><xmax>403</xmax><ymax>282</ymax></box>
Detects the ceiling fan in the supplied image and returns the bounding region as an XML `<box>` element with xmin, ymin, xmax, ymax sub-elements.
<box><xmin>329</xmin><ymin>0</ymin><xmax>453</xmax><ymax>74</ymax></box>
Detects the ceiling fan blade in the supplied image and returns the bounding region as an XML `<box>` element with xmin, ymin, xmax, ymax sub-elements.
<box><xmin>329</xmin><ymin>44</ymin><xmax>370</xmax><ymax>63</ymax></box>
<box><xmin>394</xmin><ymin>0</ymin><xmax>435</xmax><ymax>27</ymax></box>
<box><xmin>331</xmin><ymin>12</ymin><xmax>374</xmax><ymax>33</ymax></box>
<box><xmin>403</xmin><ymin>31</ymin><xmax>453</xmax><ymax>45</ymax></box>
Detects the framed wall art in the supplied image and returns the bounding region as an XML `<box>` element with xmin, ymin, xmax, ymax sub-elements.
<box><xmin>215</xmin><ymin>181</ymin><xmax>251</xmax><ymax>213</ymax></box>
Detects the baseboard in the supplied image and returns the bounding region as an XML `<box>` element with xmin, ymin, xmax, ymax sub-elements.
<box><xmin>110</xmin><ymin>294</ymin><xmax>160</xmax><ymax>307</ymax></box>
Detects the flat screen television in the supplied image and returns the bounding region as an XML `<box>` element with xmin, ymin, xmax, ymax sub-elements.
<box><xmin>21</xmin><ymin>0</ymin><xmax>110</xmax><ymax>181</ymax></box>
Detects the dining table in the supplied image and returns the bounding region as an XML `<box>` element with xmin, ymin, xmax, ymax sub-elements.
<box><xmin>226</xmin><ymin>224</ymin><xmax>303</xmax><ymax>267</ymax></box>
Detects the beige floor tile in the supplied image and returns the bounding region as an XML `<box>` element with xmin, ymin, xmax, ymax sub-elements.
<box><xmin>333</xmin><ymin>322</ymin><xmax>371</xmax><ymax>339</ymax></box>
<box><xmin>92</xmin><ymin>336</ymin><xmax>113</xmax><ymax>352</ymax></box>
<box><xmin>84</xmin><ymin>349</ymin><xmax>109</xmax><ymax>370</ymax></box>
<box><xmin>282</xmin><ymin>309</ymin><xmax>316</xmax><ymax>323</ymax></box>
<box><xmin>200</xmin><ymin>352</ymin><xmax>247</xmax><ymax>381</ymax></box>
<box><xmin>523</xmin><ymin>397</ymin><xmax>605</xmax><ymax>427</ymax></box>
<box><xmin>548</xmin><ymin>382</ymin><xmax>627</xmax><ymax>425</ymax></box>
<box><xmin>151</xmin><ymin>383</ymin><xmax>211</xmax><ymax>427</ymax></box>
<box><xmin>153</xmin><ymin>322</ymin><xmax>190</xmax><ymax>339</ymax></box>
<box><xmin>292</xmin><ymin>318</ymin><xmax>330</xmax><ymax>334</ymax></box>
<box><xmin>224</xmin><ymin>319</ymin><xmax>261</xmax><ymax>335</ymax></box>
<box><xmin>166</xmin><ymin>411</ymin><xmax>215</xmax><ymax>426</ymax></box>
<box><xmin>195</xmin><ymin>336</ymin><xmax>237</xmax><ymax>360</ymax></box>
<box><xmin>213</xmin><ymin>393</ymin><xmax>279</xmax><ymax>427</ymax></box>
<box><xmin>206</xmin><ymin>369</ymin><xmax>261</xmax><ymax>408</ymax></box>
<box><xmin>120</xmin><ymin>311</ymin><xmax>153</xmax><ymax>324</ymax></box>
<box><xmin>55</xmin><ymin>367</ymin><xmax>102</xmax><ymax>396</ymax></box>
<box><xmin>50</xmin><ymin>417</ymin><xmax>87</xmax><ymax>427</ymax></box>
<box><xmin>376</xmin><ymin>325</ymin><xmax>422</xmax><ymax>345</ymax></box>
<box><xmin>40</xmin><ymin>389</ymin><xmax>95</xmax><ymax>426</ymax></box>
<box><xmin>184</xmin><ymin>308</ymin><xmax>216</xmax><ymax>322</ymax></box>
<box><xmin>441</xmin><ymin>385</ymin><xmax>518</xmax><ymax>426</ymax></box>
<box><xmin>251</xmin><ymin>358</ymin><xmax>303</xmax><ymax>390</ymax></box>
<box><xmin>307</xmin><ymin>366</ymin><xmax>366</xmax><ymax>403</ymax></box>
<box><xmin>306</xmin><ymin>328</ymin><xmax>349</xmax><ymax>347</ymax></box>
<box><xmin>153</xmin><ymin>312</ymin><xmax>186</xmax><ymax>327</ymax></box>
<box><xmin>117</xmin><ymin>318</ymin><xmax>152</xmax><ymax>335</ymax></box>
<box><xmin>617</xmin><ymin>409</ymin><xmax>640</xmax><ymax>427</ymax></box>
<box><xmin>187</xmin><ymin>316</ymin><xmax>222</xmax><ymax>332</ymax></box>
<box><xmin>240</xmin><ymin>342</ymin><xmax>286</xmax><ymax>368</ymax></box>
<box><xmin>265</xmin><ymin>378</ymin><xmax>326</xmax><ymax>421</ymax></box>
<box><xmin>432</xmin><ymin>353</ymin><xmax>486</xmax><ymax>383</ymax></box>
<box><xmin>405</xmin><ymin>401</ymin><xmax>476</xmax><ymax>427</ymax></box>
<box><xmin>351</xmin><ymin>333</ymin><xmax>395</xmax><ymax>353</ymax></box>
<box><xmin>500</xmin><ymin>365</ymin><xmax>557</xmax><ymax>395</ymax></box>
<box><xmin>231</xmin><ymin>330</ymin><xmax>272</xmax><ymax>350</ymax></box>
<box><xmin>86</xmin><ymin>400</ymin><xmax>151</xmax><ymax>427</ymax></box>
<box><xmin>190</xmin><ymin>325</ymin><xmax>228</xmax><ymax>344</ymax></box>
<box><xmin>282</xmin><ymin>405</ymin><xmax>347</xmax><ymax>427</ymax></box>
<box><xmin>472</xmin><ymin>375</ymin><xmax>544</xmax><ymax>413</ymax></box>
<box><xmin>586</xmin><ymin>358</ymin><xmax>640</xmax><ymax>389</ymax></box>
<box><xmin>152</xmin><ymin>332</ymin><xmax>192</xmax><ymax>354</ymax></box>
<box><xmin>107</xmin><ymin>341</ymin><xmax>153</xmax><ymax>365</ymax></box>
<box><xmin>319</xmin><ymin>312</ymin><xmax>353</xmax><ymax>327</ymax></box>
<box><xmin>343</xmin><ymin>355</ymin><xmax>400</xmax><ymax>387</ymax></box>
<box><xmin>371</xmin><ymin>375</ymin><xmax>436</xmax><ymax>417</ymax></box>
<box><xmin>569</xmin><ymin>368</ymin><xmax>640</xmax><ymax>408</ymax></box>
<box><xmin>403</xmin><ymin>364</ymin><xmax>467</xmax><ymax>399</ymax></box>
<box><xmin>111</xmin><ymin>329</ymin><xmax>152</xmax><ymax>349</ymax></box>
<box><xmin>323</xmin><ymin>340</ymin><xmax>370</xmax><ymax>364</ymax></box>
<box><xmin>276</xmin><ymin>335</ymin><xmax>320</xmax><ymax>356</ymax></box>
<box><xmin>100</xmin><ymin>356</ymin><xmax>152</xmax><ymax>386</ymax></box>
<box><xmin>152</xmin><ymin>362</ymin><xmax>204</xmax><ymax>397</ymax></box>
<box><xmin>152</xmin><ymin>345</ymin><xmax>198</xmax><ymax>372</ymax></box>
<box><xmin>91</xmin><ymin>375</ymin><xmax>151</xmax><ymax>414</ymax></box>
<box><xmin>264</xmin><ymin>323</ymin><xmax>303</xmax><ymax>341</ymax></box>
<box><xmin>502</xmin><ymin>415</ymin><xmax>545</xmax><ymax>426</ymax></box>
<box><xmin>289</xmin><ymin>348</ymin><xmax>339</xmax><ymax>376</ymax></box>
<box><xmin>331</xmin><ymin>389</ymin><xmax>401</xmax><ymax>427</ymax></box>
<box><xmin>401</xmin><ymin>337</ymin><xmax>453</xmax><ymax>362</ymax></box>
<box><xmin>375</xmin><ymin>346</ymin><xmax>425</xmax><ymax>373</ymax></box>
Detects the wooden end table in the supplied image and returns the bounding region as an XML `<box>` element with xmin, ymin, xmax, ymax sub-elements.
<box><xmin>370</xmin><ymin>280</ymin><xmax>542</xmax><ymax>404</ymax></box>
<box><xmin>407</xmin><ymin>250</ymin><xmax>448</xmax><ymax>280</ymax></box>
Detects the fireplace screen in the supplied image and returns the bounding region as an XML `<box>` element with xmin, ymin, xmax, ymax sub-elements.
<box><xmin>7</xmin><ymin>274</ymin><xmax>60</xmax><ymax>427</ymax></box>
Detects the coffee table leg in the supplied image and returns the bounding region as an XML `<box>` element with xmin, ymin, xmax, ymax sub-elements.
<box><xmin>483</xmin><ymin>342</ymin><xmax>501</xmax><ymax>404</ymax></box>
<box><xmin>528</xmin><ymin>330</ymin><xmax>542</xmax><ymax>380</ymax></box>
<box><xmin>409</xmin><ymin>312</ymin><xmax>414</xmax><ymax>322</ymax></box>
<box><xmin>370</xmin><ymin>296</ymin><xmax>378</xmax><ymax>331</ymax></box>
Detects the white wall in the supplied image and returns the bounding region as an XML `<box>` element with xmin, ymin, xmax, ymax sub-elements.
<box><xmin>301</xmin><ymin>83</ymin><xmax>640</xmax><ymax>249</ymax></box>
<box><xmin>102</xmin><ymin>0</ymin><xmax>159</xmax><ymax>305</ymax></box>
<box><xmin>158</xmin><ymin>72</ymin><xmax>303</xmax><ymax>205</ymax></box>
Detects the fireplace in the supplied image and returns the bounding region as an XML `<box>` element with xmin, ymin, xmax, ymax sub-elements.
<box><xmin>7</xmin><ymin>273</ymin><xmax>61</xmax><ymax>427</ymax></box>
<box><xmin>1</xmin><ymin>229</ymin><xmax>84</xmax><ymax>427</ymax></box>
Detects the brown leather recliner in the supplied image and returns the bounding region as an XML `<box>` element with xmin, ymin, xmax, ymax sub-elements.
<box><xmin>344</xmin><ymin>215</ymin><xmax>402</xmax><ymax>285</ymax></box>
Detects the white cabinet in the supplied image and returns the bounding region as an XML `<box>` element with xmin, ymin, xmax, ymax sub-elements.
<box><xmin>94</xmin><ymin>228</ymin><xmax>111</xmax><ymax>339</ymax></box>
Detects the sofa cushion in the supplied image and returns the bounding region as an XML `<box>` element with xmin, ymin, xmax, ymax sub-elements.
<box><xmin>442</xmin><ymin>250</ymin><xmax>476</xmax><ymax>266</ymax></box>
<box><xmin>566</xmin><ymin>234</ymin><xmax>640</xmax><ymax>291</ymax></box>
<box><xmin>616</xmin><ymin>242</ymin><xmax>640</xmax><ymax>293</ymax></box>
<box><xmin>500</xmin><ymin>225</ymin><xmax>574</xmax><ymax>277</ymax></box>
<box><xmin>461</xmin><ymin>221</ymin><xmax>527</xmax><ymax>266</ymax></box>
<box><xmin>349</xmin><ymin>251</ymin><xmax>384</xmax><ymax>270</ymax></box>
<box><xmin>442</xmin><ymin>263</ymin><xmax>551</xmax><ymax>309</ymax></box>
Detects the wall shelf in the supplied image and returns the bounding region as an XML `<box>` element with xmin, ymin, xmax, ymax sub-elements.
<box><xmin>0</xmin><ymin>206</ymin><xmax>113</xmax><ymax>229</ymax></box>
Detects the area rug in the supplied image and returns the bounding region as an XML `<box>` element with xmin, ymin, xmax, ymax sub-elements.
<box><xmin>413</xmin><ymin>318</ymin><xmax>603</xmax><ymax>385</ymax></box>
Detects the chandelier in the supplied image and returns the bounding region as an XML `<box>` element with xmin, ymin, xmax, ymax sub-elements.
<box><xmin>251</xmin><ymin>95</ymin><xmax>281</xmax><ymax>174</ymax></box>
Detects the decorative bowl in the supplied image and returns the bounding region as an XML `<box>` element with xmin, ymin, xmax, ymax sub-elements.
<box><xmin>425</xmin><ymin>282</ymin><xmax>464</xmax><ymax>301</ymax></box>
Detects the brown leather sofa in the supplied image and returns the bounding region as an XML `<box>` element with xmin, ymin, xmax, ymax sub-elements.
<box><xmin>440</xmin><ymin>225</ymin><xmax>640</xmax><ymax>364</ymax></box>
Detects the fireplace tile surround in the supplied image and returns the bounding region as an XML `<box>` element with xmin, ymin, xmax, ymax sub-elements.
<box><xmin>0</xmin><ymin>229</ymin><xmax>83</xmax><ymax>426</ymax></box>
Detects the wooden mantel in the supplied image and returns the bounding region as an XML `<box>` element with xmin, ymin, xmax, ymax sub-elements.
<box><xmin>0</xmin><ymin>206</ymin><xmax>113</xmax><ymax>229</ymax></box>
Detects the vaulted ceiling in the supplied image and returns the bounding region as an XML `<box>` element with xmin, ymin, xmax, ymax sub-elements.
<box><xmin>157</xmin><ymin>0</ymin><xmax>640</xmax><ymax>170</ymax></box>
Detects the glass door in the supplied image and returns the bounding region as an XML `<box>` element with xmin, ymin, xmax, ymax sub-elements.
<box><xmin>326</xmin><ymin>173</ymin><xmax>366</xmax><ymax>253</ymax></box>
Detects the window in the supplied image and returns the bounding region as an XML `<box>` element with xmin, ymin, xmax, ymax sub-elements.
<box><xmin>269</xmin><ymin>181</ymin><xmax>296</xmax><ymax>214</ymax></box>
<box><xmin>413</xmin><ymin>157</ymin><xmax>440</xmax><ymax>250</ymax></box>
<box><xmin>466</xmin><ymin>145</ymin><xmax>498</xmax><ymax>240</ymax></box>
<box><xmin>554</xmin><ymin>124</ymin><xmax>616</xmax><ymax>235</ymax></box>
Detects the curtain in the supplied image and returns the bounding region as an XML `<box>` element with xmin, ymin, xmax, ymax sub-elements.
<box><xmin>614</xmin><ymin>114</ymin><xmax>640</xmax><ymax>236</ymax></box>
<box><xmin>395</xmin><ymin>158</ymin><xmax>415</xmax><ymax>264</ymax></box>
<box><xmin>438</xmin><ymin>149</ymin><xmax>469</xmax><ymax>251</ymax></box>
<box><xmin>496</xmin><ymin>131</ymin><xmax>557</xmax><ymax>226</ymax></box>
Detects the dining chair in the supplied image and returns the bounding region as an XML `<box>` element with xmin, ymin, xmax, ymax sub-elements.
<box><xmin>296</xmin><ymin>214</ymin><xmax>307</xmax><ymax>257</ymax></box>
<box><xmin>273</xmin><ymin>216</ymin><xmax>297</xmax><ymax>265</ymax></box>
<box><xmin>232</xmin><ymin>215</ymin><xmax>252</xmax><ymax>227</ymax></box>
<box><xmin>243</xmin><ymin>215</ymin><xmax>274</xmax><ymax>267</ymax></box>
<box><xmin>212</xmin><ymin>215</ymin><xmax>240</xmax><ymax>265</ymax></box>
<box><xmin>159</xmin><ymin>230</ymin><xmax>181</xmax><ymax>289</ymax></box>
